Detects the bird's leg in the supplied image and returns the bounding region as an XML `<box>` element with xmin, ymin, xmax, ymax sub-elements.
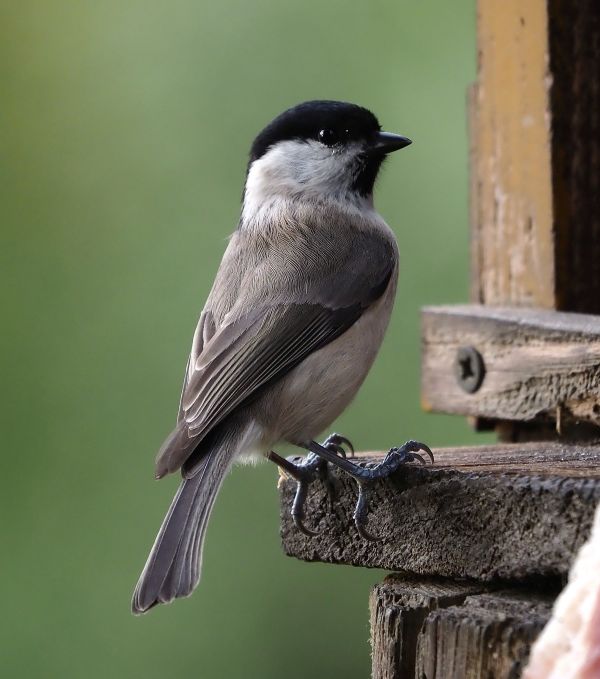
<box><xmin>267</xmin><ymin>433</ymin><xmax>354</xmax><ymax>537</ymax></box>
<box><xmin>304</xmin><ymin>438</ymin><xmax>434</xmax><ymax>541</ymax></box>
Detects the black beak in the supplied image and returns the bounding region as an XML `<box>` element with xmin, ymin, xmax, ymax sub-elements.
<box><xmin>371</xmin><ymin>131</ymin><xmax>412</xmax><ymax>154</ymax></box>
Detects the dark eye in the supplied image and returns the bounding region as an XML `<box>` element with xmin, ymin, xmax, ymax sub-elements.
<box><xmin>318</xmin><ymin>128</ymin><xmax>338</xmax><ymax>146</ymax></box>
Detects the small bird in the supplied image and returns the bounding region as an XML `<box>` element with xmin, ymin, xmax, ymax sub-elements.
<box><xmin>132</xmin><ymin>100</ymin><xmax>431</xmax><ymax>614</ymax></box>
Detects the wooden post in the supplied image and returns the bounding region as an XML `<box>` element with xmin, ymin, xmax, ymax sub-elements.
<box><xmin>415</xmin><ymin>591</ymin><xmax>553</xmax><ymax>679</ymax></box>
<box><xmin>370</xmin><ymin>576</ymin><xmax>490</xmax><ymax>679</ymax></box>
<box><xmin>470</xmin><ymin>0</ymin><xmax>600</xmax><ymax>314</ymax></box>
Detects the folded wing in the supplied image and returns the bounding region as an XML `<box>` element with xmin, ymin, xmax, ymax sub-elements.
<box><xmin>155</xmin><ymin>223</ymin><xmax>397</xmax><ymax>479</ymax></box>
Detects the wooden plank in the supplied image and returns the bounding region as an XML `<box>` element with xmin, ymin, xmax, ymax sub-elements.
<box><xmin>421</xmin><ymin>304</ymin><xmax>600</xmax><ymax>427</ymax></box>
<box><xmin>471</xmin><ymin>0</ymin><xmax>555</xmax><ymax>308</ymax></box>
<box><xmin>370</xmin><ymin>575</ymin><xmax>488</xmax><ymax>679</ymax></box>
<box><xmin>278</xmin><ymin>443</ymin><xmax>600</xmax><ymax>580</ymax></box>
<box><xmin>471</xmin><ymin>0</ymin><xmax>600</xmax><ymax>314</ymax></box>
<box><xmin>416</xmin><ymin>591</ymin><xmax>553</xmax><ymax>679</ymax></box>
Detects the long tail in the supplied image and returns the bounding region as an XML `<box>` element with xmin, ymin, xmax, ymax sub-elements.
<box><xmin>132</xmin><ymin>422</ymin><xmax>249</xmax><ymax>614</ymax></box>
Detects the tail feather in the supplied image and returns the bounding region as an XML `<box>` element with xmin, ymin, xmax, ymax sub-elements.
<box><xmin>157</xmin><ymin>472</ymin><xmax>218</xmax><ymax>605</ymax></box>
<box><xmin>132</xmin><ymin>423</ymin><xmax>245</xmax><ymax>614</ymax></box>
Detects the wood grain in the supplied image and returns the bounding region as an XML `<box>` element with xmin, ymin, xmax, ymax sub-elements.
<box><xmin>471</xmin><ymin>0</ymin><xmax>555</xmax><ymax>308</ymax></box>
<box><xmin>470</xmin><ymin>0</ymin><xmax>600</xmax><ymax>314</ymax></box>
<box><xmin>278</xmin><ymin>442</ymin><xmax>600</xmax><ymax>581</ymax></box>
<box><xmin>421</xmin><ymin>304</ymin><xmax>600</xmax><ymax>427</ymax></box>
<box><xmin>416</xmin><ymin>591</ymin><xmax>552</xmax><ymax>679</ymax></box>
<box><xmin>370</xmin><ymin>575</ymin><xmax>488</xmax><ymax>679</ymax></box>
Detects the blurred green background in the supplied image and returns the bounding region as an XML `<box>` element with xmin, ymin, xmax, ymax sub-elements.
<box><xmin>1</xmin><ymin>1</ymin><xmax>481</xmax><ymax>677</ymax></box>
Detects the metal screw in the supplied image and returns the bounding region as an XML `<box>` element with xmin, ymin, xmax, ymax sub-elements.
<box><xmin>454</xmin><ymin>346</ymin><xmax>485</xmax><ymax>393</ymax></box>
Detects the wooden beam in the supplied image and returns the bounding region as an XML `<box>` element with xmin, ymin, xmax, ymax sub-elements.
<box><xmin>421</xmin><ymin>304</ymin><xmax>600</xmax><ymax>428</ymax></box>
<box><xmin>370</xmin><ymin>575</ymin><xmax>489</xmax><ymax>679</ymax></box>
<box><xmin>472</xmin><ymin>0</ymin><xmax>555</xmax><ymax>308</ymax></box>
<box><xmin>416</xmin><ymin>591</ymin><xmax>552</xmax><ymax>679</ymax></box>
<box><xmin>471</xmin><ymin>0</ymin><xmax>600</xmax><ymax>313</ymax></box>
<box><xmin>278</xmin><ymin>443</ymin><xmax>600</xmax><ymax>581</ymax></box>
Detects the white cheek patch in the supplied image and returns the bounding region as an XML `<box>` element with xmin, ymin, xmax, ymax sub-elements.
<box><xmin>243</xmin><ymin>139</ymin><xmax>366</xmax><ymax>220</ymax></box>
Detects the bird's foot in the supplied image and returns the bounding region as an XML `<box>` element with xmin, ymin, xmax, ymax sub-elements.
<box><xmin>305</xmin><ymin>439</ymin><xmax>434</xmax><ymax>541</ymax></box>
<box><xmin>268</xmin><ymin>434</ymin><xmax>354</xmax><ymax>537</ymax></box>
<box><xmin>351</xmin><ymin>441</ymin><xmax>433</xmax><ymax>540</ymax></box>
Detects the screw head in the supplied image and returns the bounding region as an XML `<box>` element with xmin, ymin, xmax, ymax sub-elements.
<box><xmin>454</xmin><ymin>346</ymin><xmax>485</xmax><ymax>393</ymax></box>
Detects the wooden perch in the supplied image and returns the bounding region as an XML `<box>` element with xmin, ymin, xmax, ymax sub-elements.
<box><xmin>421</xmin><ymin>304</ymin><xmax>600</xmax><ymax>427</ymax></box>
<box><xmin>278</xmin><ymin>443</ymin><xmax>600</xmax><ymax>581</ymax></box>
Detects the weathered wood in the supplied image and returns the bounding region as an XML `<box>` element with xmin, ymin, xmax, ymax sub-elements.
<box><xmin>370</xmin><ymin>575</ymin><xmax>489</xmax><ymax>679</ymax></box>
<box><xmin>279</xmin><ymin>443</ymin><xmax>600</xmax><ymax>581</ymax></box>
<box><xmin>471</xmin><ymin>0</ymin><xmax>600</xmax><ymax>313</ymax></box>
<box><xmin>416</xmin><ymin>591</ymin><xmax>553</xmax><ymax>679</ymax></box>
<box><xmin>421</xmin><ymin>304</ymin><xmax>600</xmax><ymax>428</ymax></box>
<box><xmin>472</xmin><ymin>0</ymin><xmax>555</xmax><ymax>309</ymax></box>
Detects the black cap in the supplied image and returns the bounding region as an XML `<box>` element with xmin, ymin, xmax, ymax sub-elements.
<box><xmin>250</xmin><ymin>100</ymin><xmax>382</xmax><ymax>163</ymax></box>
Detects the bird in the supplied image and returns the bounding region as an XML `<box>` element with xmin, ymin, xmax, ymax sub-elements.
<box><xmin>131</xmin><ymin>100</ymin><xmax>432</xmax><ymax>614</ymax></box>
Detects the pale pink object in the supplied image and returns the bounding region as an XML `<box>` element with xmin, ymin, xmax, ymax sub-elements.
<box><xmin>524</xmin><ymin>503</ymin><xmax>600</xmax><ymax>679</ymax></box>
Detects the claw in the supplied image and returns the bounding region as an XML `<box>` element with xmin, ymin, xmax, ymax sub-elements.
<box><xmin>405</xmin><ymin>440</ymin><xmax>435</xmax><ymax>464</ymax></box>
<box><xmin>291</xmin><ymin>477</ymin><xmax>322</xmax><ymax>536</ymax></box>
<box><xmin>291</xmin><ymin>478</ymin><xmax>319</xmax><ymax>537</ymax></box>
<box><xmin>327</xmin><ymin>443</ymin><xmax>347</xmax><ymax>458</ymax></box>
<box><xmin>384</xmin><ymin>441</ymin><xmax>434</xmax><ymax>471</ymax></box>
<box><xmin>293</xmin><ymin>519</ymin><xmax>319</xmax><ymax>537</ymax></box>
<box><xmin>323</xmin><ymin>433</ymin><xmax>355</xmax><ymax>458</ymax></box>
<box><xmin>409</xmin><ymin>452</ymin><xmax>426</xmax><ymax>465</ymax></box>
<box><xmin>353</xmin><ymin>481</ymin><xmax>382</xmax><ymax>542</ymax></box>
